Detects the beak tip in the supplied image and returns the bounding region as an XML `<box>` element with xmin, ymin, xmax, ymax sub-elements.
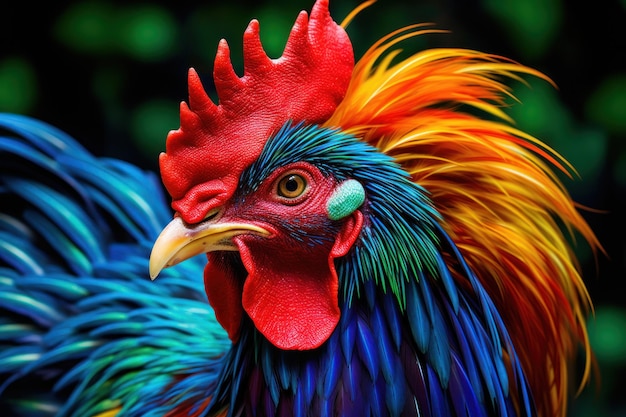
<box><xmin>149</xmin><ymin>261</ymin><xmax>164</xmax><ymax>281</ymax></box>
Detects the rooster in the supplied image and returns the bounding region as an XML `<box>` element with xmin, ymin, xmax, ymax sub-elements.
<box><xmin>0</xmin><ymin>0</ymin><xmax>600</xmax><ymax>416</ymax></box>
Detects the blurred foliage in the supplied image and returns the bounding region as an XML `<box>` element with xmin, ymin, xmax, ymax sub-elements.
<box><xmin>54</xmin><ymin>2</ymin><xmax>179</xmax><ymax>61</ymax></box>
<box><xmin>482</xmin><ymin>0</ymin><xmax>562</xmax><ymax>60</ymax></box>
<box><xmin>586</xmin><ymin>74</ymin><xmax>626</xmax><ymax>135</ymax></box>
<box><xmin>0</xmin><ymin>57</ymin><xmax>37</xmax><ymax>113</ymax></box>
<box><xmin>1</xmin><ymin>0</ymin><xmax>625</xmax><ymax>415</ymax></box>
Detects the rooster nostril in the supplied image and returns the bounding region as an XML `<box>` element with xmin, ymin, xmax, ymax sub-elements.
<box><xmin>203</xmin><ymin>207</ymin><xmax>223</xmax><ymax>222</ymax></box>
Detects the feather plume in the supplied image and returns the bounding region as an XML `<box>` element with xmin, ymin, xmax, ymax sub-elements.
<box><xmin>325</xmin><ymin>23</ymin><xmax>602</xmax><ymax>417</ymax></box>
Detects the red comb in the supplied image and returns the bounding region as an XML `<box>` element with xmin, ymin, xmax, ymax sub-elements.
<box><xmin>160</xmin><ymin>0</ymin><xmax>354</xmax><ymax>224</ymax></box>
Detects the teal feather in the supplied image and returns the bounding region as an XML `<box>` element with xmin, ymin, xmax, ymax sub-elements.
<box><xmin>0</xmin><ymin>234</ymin><xmax>46</xmax><ymax>275</ymax></box>
<box><xmin>0</xmin><ymin>113</ymin><xmax>228</xmax><ymax>416</ymax></box>
<box><xmin>90</xmin><ymin>321</ymin><xmax>145</xmax><ymax>337</ymax></box>
<box><xmin>435</xmin><ymin>254</ymin><xmax>459</xmax><ymax>313</ymax></box>
<box><xmin>27</xmin><ymin>339</ymin><xmax>101</xmax><ymax>372</ymax></box>
<box><xmin>0</xmin><ymin>138</ymin><xmax>61</xmax><ymax>176</ymax></box>
<box><xmin>7</xmin><ymin>179</ymin><xmax>106</xmax><ymax>266</ymax></box>
<box><xmin>0</xmin><ymin>113</ymin><xmax>93</xmax><ymax>159</ymax></box>
<box><xmin>0</xmin><ymin>323</ymin><xmax>39</xmax><ymax>342</ymax></box>
<box><xmin>80</xmin><ymin>185</ymin><xmax>149</xmax><ymax>243</ymax></box>
<box><xmin>0</xmin><ymin>291</ymin><xmax>64</xmax><ymax>326</ymax></box>
<box><xmin>0</xmin><ymin>214</ymin><xmax>33</xmax><ymax>239</ymax></box>
<box><xmin>261</xmin><ymin>345</ymin><xmax>281</xmax><ymax>407</ymax></box>
<box><xmin>412</xmin><ymin>267</ymin><xmax>453</xmax><ymax>387</ymax></box>
<box><xmin>23</xmin><ymin>210</ymin><xmax>94</xmax><ymax>275</ymax></box>
<box><xmin>406</xmin><ymin>273</ymin><xmax>431</xmax><ymax>353</ymax></box>
<box><xmin>58</xmin><ymin>154</ymin><xmax>164</xmax><ymax>237</ymax></box>
<box><xmin>0</xmin><ymin>345</ymin><xmax>41</xmax><ymax>373</ymax></box>
<box><xmin>16</xmin><ymin>276</ymin><xmax>88</xmax><ymax>300</ymax></box>
<box><xmin>41</xmin><ymin>311</ymin><xmax>127</xmax><ymax>345</ymax></box>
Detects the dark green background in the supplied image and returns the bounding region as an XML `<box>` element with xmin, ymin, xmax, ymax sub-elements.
<box><xmin>2</xmin><ymin>1</ymin><xmax>625</xmax><ymax>415</ymax></box>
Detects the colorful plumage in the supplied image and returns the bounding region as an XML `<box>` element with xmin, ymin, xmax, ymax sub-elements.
<box><xmin>0</xmin><ymin>1</ymin><xmax>600</xmax><ymax>416</ymax></box>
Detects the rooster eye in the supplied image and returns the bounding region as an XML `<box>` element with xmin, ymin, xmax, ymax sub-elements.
<box><xmin>277</xmin><ymin>173</ymin><xmax>307</xmax><ymax>199</ymax></box>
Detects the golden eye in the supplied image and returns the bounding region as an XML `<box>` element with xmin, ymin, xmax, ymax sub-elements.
<box><xmin>277</xmin><ymin>173</ymin><xmax>307</xmax><ymax>199</ymax></box>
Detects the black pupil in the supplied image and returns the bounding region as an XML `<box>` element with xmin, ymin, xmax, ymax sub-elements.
<box><xmin>285</xmin><ymin>176</ymin><xmax>299</xmax><ymax>192</ymax></box>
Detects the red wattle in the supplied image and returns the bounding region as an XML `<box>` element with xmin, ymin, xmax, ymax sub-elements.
<box><xmin>239</xmin><ymin>211</ymin><xmax>364</xmax><ymax>350</ymax></box>
<box><xmin>204</xmin><ymin>254</ymin><xmax>244</xmax><ymax>342</ymax></box>
<box><xmin>239</xmin><ymin>242</ymin><xmax>339</xmax><ymax>350</ymax></box>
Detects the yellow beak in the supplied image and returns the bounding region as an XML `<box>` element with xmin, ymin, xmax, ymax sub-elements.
<box><xmin>149</xmin><ymin>216</ymin><xmax>269</xmax><ymax>279</ymax></box>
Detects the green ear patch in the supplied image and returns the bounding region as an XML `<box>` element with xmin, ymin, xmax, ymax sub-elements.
<box><xmin>327</xmin><ymin>179</ymin><xmax>365</xmax><ymax>220</ymax></box>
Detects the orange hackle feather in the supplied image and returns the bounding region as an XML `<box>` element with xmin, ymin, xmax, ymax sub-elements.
<box><xmin>325</xmin><ymin>15</ymin><xmax>601</xmax><ymax>417</ymax></box>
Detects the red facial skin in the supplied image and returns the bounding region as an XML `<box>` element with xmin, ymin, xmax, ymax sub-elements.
<box><xmin>203</xmin><ymin>162</ymin><xmax>363</xmax><ymax>350</ymax></box>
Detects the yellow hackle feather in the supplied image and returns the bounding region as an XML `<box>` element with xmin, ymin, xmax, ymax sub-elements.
<box><xmin>325</xmin><ymin>18</ymin><xmax>602</xmax><ymax>417</ymax></box>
